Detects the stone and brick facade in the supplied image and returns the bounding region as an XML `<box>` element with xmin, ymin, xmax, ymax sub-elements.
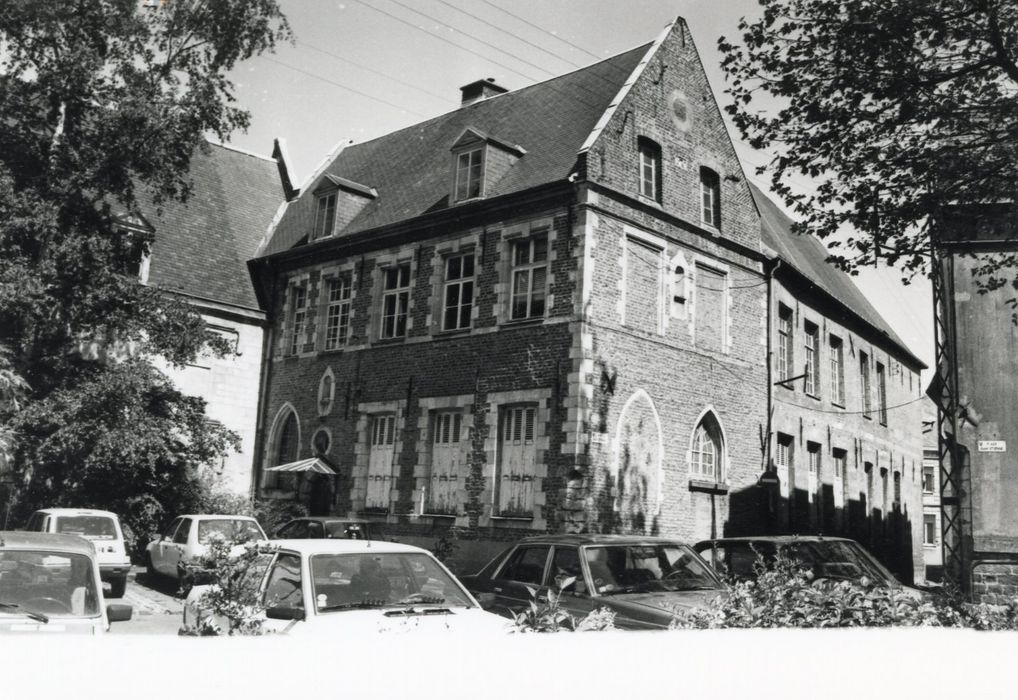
<box><xmin>248</xmin><ymin>18</ymin><xmax>926</xmax><ymax>577</ymax></box>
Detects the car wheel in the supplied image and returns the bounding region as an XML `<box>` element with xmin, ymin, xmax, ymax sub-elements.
<box><xmin>109</xmin><ymin>575</ymin><xmax>127</xmax><ymax>599</ymax></box>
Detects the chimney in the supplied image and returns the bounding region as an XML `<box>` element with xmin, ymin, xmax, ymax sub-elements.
<box><xmin>460</xmin><ymin>78</ymin><xmax>508</xmax><ymax>107</ymax></box>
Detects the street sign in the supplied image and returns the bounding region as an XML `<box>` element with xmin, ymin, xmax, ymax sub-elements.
<box><xmin>978</xmin><ymin>440</ymin><xmax>1006</xmax><ymax>452</ymax></box>
<box><xmin>757</xmin><ymin>471</ymin><xmax>781</xmax><ymax>488</ymax></box>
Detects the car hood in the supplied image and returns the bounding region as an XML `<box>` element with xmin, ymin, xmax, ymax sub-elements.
<box><xmin>0</xmin><ymin>616</ymin><xmax>104</xmax><ymax>635</ymax></box>
<box><xmin>274</xmin><ymin>607</ymin><xmax>513</xmax><ymax>636</ymax></box>
<box><xmin>596</xmin><ymin>589</ymin><xmax>722</xmax><ymax>628</ymax></box>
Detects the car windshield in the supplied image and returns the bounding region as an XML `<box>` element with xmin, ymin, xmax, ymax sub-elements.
<box><xmin>0</xmin><ymin>551</ymin><xmax>100</xmax><ymax>617</ymax></box>
<box><xmin>584</xmin><ymin>544</ymin><xmax>719</xmax><ymax>595</ymax></box>
<box><xmin>323</xmin><ymin>522</ymin><xmax>369</xmax><ymax>539</ymax></box>
<box><xmin>197</xmin><ymin>519</ymin><xmax>264</xmax><ymax>545</ymax></box>
<box><xmin>55</xmin><ymin>516</ymin><xmax>117</xmax><ymax>540</ymax></box>
<box><xmin>783</xmin><ymin>541</ymin><xmax>896</xmax><ymax>585</ymax></box>
<box><xmin>311</xmin><ymin>552</ymin><xmax>474</xmax><ymax>611</ymax></box>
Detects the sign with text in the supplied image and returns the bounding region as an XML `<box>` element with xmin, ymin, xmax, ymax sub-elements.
<box><xmin>978</xmin><ymin>440</ymin><xmax>1007</xmax><ymax>453</ymax></box>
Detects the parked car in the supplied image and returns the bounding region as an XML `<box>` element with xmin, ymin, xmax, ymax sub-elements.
<box><xmin>273</xmin><ymin>517</ymin><xmax>373</xmax><ymax>541</ymax></box>
<box><xmin>23</xmin><ymin>508</ymin><xmax>132</xmax><ymax>598</ymax></box>
<box><xmin>693</xmin><ymin>536</ymin><xmax>916</xmax><ymax>593</ymax></box>
<box><xmin>146</xmin><ymin>514</ymin><xmax>266</xmax><ymax>581</ymax></box>
<box><xmin>0</xmin><ymin>531</ymin><xmax>132</xmax><ymax>634</ymax></box>
<box><xmin>183</xmin><ymin>539</ymin><xmax>509</xmax><ymax>635</ymax></box>
<box><xmin>460</xmin><ymin>534</ymin><xmax>723</xmax><ymax>630</ymax></box>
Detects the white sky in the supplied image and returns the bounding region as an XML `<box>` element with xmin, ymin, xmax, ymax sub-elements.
<box><xmin>224</xmin><ymin>0</ymin><xmax>934</xmax><ymax>383</ymax></box>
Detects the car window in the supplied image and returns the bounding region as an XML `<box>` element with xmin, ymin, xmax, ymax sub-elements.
<box><xmin>277</xmin><ymin>520</ymin><xmax>306</xmax><ymax>538</ymax></box>
<box><xmin>55</xmin><ymin>516</ymin><xmax>118</xmax><ymax>540</ymax></box>
<box><xmin>163</xmin><ymin>517</ymin><xmax>182</xmax><ymax>540</ymax></box>
<box><xmin>324</xmin><ymin>521</ymin><xmax>369</xmax><ymax>539</ymax></box>
<box><xmin>173</xmin><ymin>518</ymin><xmax>192</xmax><ymax>545</ymax></box>
<box><xmin>24</xmin><ymin>513</ymin><xmax>41</xmax><ymax>531</ymax></box>
<box><xmin>198</xmin><ymin>519</ymin><xmax>265</xmax><ymax>545</ymax></box>
<box><xmin>0</xmin><ymin>551</ymin><xmax>99</xmax><ymax>617</ymax></box>
<box><xmin>550</xmin><ymin>546</ymin><xmax>584</xmax><ymax>593</ymax></box>
<box><xmin>584</xmin><ymin>544</ymin><xmax>718</xmax><ymax>594</ymax></box>
<box><xmin>263</xmin><ymin>553</ymin><xmax>303</xmax><ymax>609</ymax></box>
<box><xmin>311</xmin><ymin>552</ymin><xmax>473</xmax><ymax>611</ymax></box>
<box><xmin>500</xmin><ymin>546</ymin><xmax>550</xmax><ymax>586</ymax></box>
<box><xmin>699</xmin><ymin>544</ymin><xmax>765</xmax><ymax>580</ymax></box>
<box><xmin>307</xmin><ymin>521</ymin><xmax>324</xmax><ymax>538</ymax></box>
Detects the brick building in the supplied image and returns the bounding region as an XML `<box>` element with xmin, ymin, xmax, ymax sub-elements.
<box><xmin>248</xmin><ymin>18</ymin><xmax>926</xmax><ymax>577</ymax></box>
<box><xmin>131</xmin><ymin>141</ymin><xmax>291</xmax><ymax>495</ymax></box>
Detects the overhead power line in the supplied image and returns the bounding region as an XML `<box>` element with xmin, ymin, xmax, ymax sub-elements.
<box><xmin>262</xmin><ymin>56</ymin><xmax>430</xmax><ymax>118</ymax></box>
<box><xmin>298</xmin><ymin>40</ymin><xmax>450</xmax><ymax>104</ymax></box>
<box><xmin>476</xmin><ymin>0</ymin><xmax>602</xmax><ymax>63</ymax></box>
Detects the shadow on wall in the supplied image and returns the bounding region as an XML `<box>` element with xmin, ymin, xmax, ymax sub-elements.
<box><xmin>725</xmin><ymin>482</ymin><xmax>918</xmax><ymax>585</ymax></box>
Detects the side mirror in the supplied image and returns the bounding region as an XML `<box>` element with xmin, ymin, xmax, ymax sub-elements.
<box><xmin>107</xmin><ymin>603</ymin><xmax>133</xmax><ymax>623</ymax></box>
<box><xmin>266</xmin><ymin>605</ymin><xmax>305</xmax><ymax>621</ymax></box>
<box><xmin>474</xmin><ymin>592</ymin><xmax>496</xmax><ymax>608</ymax></box>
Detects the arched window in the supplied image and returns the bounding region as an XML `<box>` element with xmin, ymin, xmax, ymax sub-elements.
<box><xmin>690</xmin><ymin>412</ymin><xmax>725</xmax><ymax>482</ymax></box>
<box><xmin>277</xmin><ymin>412</ymin><xmax>299</xmax><ymax>465</ymax></box>
<box><xmin>263</xmin><ymin>406</ymin><xmax>300</xmax><ymax>490</ymax></box>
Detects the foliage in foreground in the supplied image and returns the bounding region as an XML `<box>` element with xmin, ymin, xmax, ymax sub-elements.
<box><xmin>671</xmin><ymin>553</ymin><xmax>1018</xmax><ymax>630</ymax></box>
<box><xmin>179</xmin><ymin>538</ymin><xmax>279</xmax><ymax>637</ymax></box>
<box><xmin>511</xmin><ymin>578</ymin><xmax>616</xmax><ymax>633</ymax></box>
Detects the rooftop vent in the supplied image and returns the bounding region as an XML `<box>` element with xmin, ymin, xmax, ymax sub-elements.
<box><xmin>460</xmin><ymin>78</ymin><xmax>508</xmax><ymax>107</ymax></box>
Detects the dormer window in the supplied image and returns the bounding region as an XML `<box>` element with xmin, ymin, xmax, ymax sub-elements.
<box><xmin>314</xmin><ymin>191</ymin><xmax>337</xmax><ymax>239</ymax></box>
<box><xmin>455</xmin><ymin>148</ymin><xmax>484</xmax><ymax>201</ymax></box>
<box><xmin>450</xmin><ymin>128</ymin><xmax>525</xmax><ymax>205</ymax></box>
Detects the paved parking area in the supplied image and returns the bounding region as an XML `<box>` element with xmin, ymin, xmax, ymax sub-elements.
<box><xmin>108</xmin><ymin>568</ymin><xmax>183</xmax><ymax>635</ymax></box>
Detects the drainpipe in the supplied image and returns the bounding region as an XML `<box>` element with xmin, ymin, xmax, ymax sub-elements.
<box><xmin>250</xmin><ymin>262</ymin><xmax>277</xmax><ymax>503</ymax></box>
<box><xmin>763</xmin><ymin>258</ymin><xmax>782</xmax><ymax>532</ymax></box>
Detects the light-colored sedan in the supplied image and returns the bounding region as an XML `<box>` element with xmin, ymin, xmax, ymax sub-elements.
<box><xmin>146</xmin><ymin>514</ymin><xmax>266</xmax><ymax>581</ymax></box>
<box><xmin>0</xmin><ymin>532</ymin><xmax>132</xmax><ymax>634</ymax></box>
<box><xmin>183</xmin><ymin>539</ymin><xmax>510</xmax><ymax>636</ymax></box>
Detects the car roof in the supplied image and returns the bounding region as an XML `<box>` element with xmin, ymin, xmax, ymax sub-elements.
<box><xmin>286</xmin><ymin>517</ymin><xmax>370</xmax><ymax>525</ymax></box>
<box><xmin>272</xmin><ymin>539</ymin><xmax>429</xmax><ymax>556</ymax></box>
<box><xmin>33</xmin><ymin>508</ymin><xmax>119</xmax><ymax>518</ymax></box>
<box><xmin>694</xmin><ymin>536</ymin><xmax>855</xmax><ymax>547</ymax></box>
<box><xmin>516</xmin><ymin>534</ymin><xmax>696</xmax><ymax>547</ymax></box>
<box><xmin>174</xmin><ymin>514</ymin><xmax>260</xmax><ymax>521</ymax></box>
<box><xmin>0</xmin><ymin>531</ymin><xmax>96</xmax><ymax>555</ymax></box>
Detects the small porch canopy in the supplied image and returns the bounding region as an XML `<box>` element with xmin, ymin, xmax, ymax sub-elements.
<box><xmin>264</xmin><ymin>457</ymin><xmax>337</xmax><ymax>475</ymax></box>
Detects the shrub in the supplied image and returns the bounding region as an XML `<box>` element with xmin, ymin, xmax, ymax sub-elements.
<box><xmin>250</xmin><ymin>498</ymin><xmax>307</xmax><ymax>535</ymax></box>
<box><xmin>671</xmin><ymin>551</ymin><xmax>1018</xmax><ymax>630</ymax></box>
<box><xmin>511</xmin><ymin>577</ymin><xmax>616</xmax><ymax>633</ymax></box>
<box><xmin>431</xmin><ymin>527</ymin><xmax>460</xmax><ymax>566</ymax></box>
<box><xmin>178</xmin><ymin>538</ymin><xmax>278</xmax><ymax>636</ymax></box>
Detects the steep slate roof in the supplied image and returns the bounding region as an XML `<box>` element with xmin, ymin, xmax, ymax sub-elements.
<box><xmin>141</xmin><ymin>142</ymin><xmax>284</xmax><ymax>310</ymax></box>
<box><xmin>257</xmin><ymin>43</ymin><xmax>652</xmax><ymax>257</ymax></box>
<box><xmin>751</xmin><ymin>183</ymin><xmax>924</xmax><ymax>368</ymax></box>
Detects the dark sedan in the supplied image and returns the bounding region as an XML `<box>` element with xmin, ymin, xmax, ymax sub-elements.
<box><xmin>460</xmin><ymin>535</ymin><xmax>723</xmax><ymax>630</ymax></box>
<box><xmin>693</xmin><ymin>535</ymin><xmax>911</xmax><ymax>590</ymax></box>
<box><xmin>273</xmin><ymin>517</ymin><xmax>373</xmax><ymax>541</ymax></box>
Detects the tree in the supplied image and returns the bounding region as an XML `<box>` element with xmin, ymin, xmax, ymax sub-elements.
<box><xmin>719</xmin><ymin>0</ymin><xmax>1018</xmax><ymax>288</ymax></box>
<box><xmin>0</xmin><ymin>1</ymin><xmax>290</xmax><ymax>534</ymax></box>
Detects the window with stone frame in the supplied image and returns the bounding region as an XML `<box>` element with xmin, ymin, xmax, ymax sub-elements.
<box><xmin>425</xmin><ymin>410</ymin><xmax>465</xmax><ymax>515</ymax></box>
<box><xmin>775</xmin><ymin>432</ymin><xmax>793</xmax><ymax>497</ymax></box>
<box><xmin>638</xmin><ymin>137</ymin><xmax>662</xmax><ymax>202</ymax></box>
<box><xmin>442</xmin><ymin>252</ymin><xmax>475</xmax><ymax>331</ymax></box>
<box><xmin>877</xmin><ymin>362</ymin><xmax>888</xmax><ymax>425</ymax></box>
<box><xmin>264</xmin><ymin>409</ymin><xmax>299</xmax><ymax>490</ymax></box>
<box><xmin>314</xmin><ymin>191</ymin><xmax>337</xmax><ymax>240</ymax></box>
<box><xmin>695</xmin><ymin>264</ymin><xmax>727</xmax><ymax>352</ymax></box>
<box><xmin>323</xmin><ymin>275</ymin><xmax>352</xmax><ymax>350</ymax></box>
<box><xmin>509</xmin><ymin>235</ymin><xmax>548</xmax><ymax>321</ymax></box>
<box><xmin>700</xmin><ymin>166</ymin><xmax>721</xmax><ymax>229</ymax></box>
<box><xmin>804</xmin><ymin>321</ymin><xmax>819</xmax><ymax>397</ymax></box>
<box><xmin>924</xmin><ymin>514</ymin><xmax>938</xmax><ymax>545</ymax></box>
<box><xmin>496</xmin><ymin>404</ymin><xmax>538</xmax><ymax>517</ymax></box>
<box><xmin>860</xmin><ymin>351</ymin><xmax>872</xmax><ymax>417</ymax></box>
<box><xmin>806</xmin><ymin>441</ymin><xmax>821</xmax><ymax>508</ymax></box>
<box><xmin>366</xmin><ymin>414</ymin><xmax>397</xmax><ymax>510</ymax></box>
<box><xmin>624</xmin><ymin>237</ymin><xmax>662</xmax><ymax>333</ymax></box>
<box><xmin>830</xmin><ymin>334</ymin><xmax>845</xmax><ymax>405</ymax></box>
<box><xmin>690</xmin><ymin>414</ymin><xmax>724</xmax><ymax>483</ymax></box>
<box><xmin>287</xmin><ymin>284</ymin><xmax>308</xmax><ymax>356</ymax></box>
<box><xmin>777</xmin><ymin>304</ymin><xmax>793</xmax><ymax>382</ymax></box>
<box><xmin>832</xmin><ymin>447</ymin><xmax>847</xmax><ymax>511</ymax></box>
<box><xmin>454</xmin><ymin>147</ymin><xmax>483</xmax><ymax>201</ymax></box>
<box><xmin>922</xmin><ymin>465</ymin><xmax>936</xmax><ymax>494</ymax></box>
<box><xmin>380</xmin><ymin>263</ymin><xmax>411</xmax><ymax>340</ymax></box>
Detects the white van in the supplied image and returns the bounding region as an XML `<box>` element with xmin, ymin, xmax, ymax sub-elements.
<box><xmin>24</xmin><ymin>508</ymin><xmax>132</xmax><ymax>598</ymax></box>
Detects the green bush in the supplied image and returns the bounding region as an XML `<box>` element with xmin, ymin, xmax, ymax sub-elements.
<box><xmin>672</xmin><ymin>551</ymin><xmax>1018</xmax><ymax>630</ymax></box>
<box><xmin>511</xmin><ymin>577</ymin><xmax>616</xmax><ymax>633</ymax></box>
<box><xmin>178</xmin><ymin>538</ymin><xmax>279</xmax><ymax>636</ymax></box>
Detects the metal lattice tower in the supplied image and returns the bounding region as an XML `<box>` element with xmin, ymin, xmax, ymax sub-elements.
<box><xmin>931</xmin><ymin>244</ymin><xmax>971</xmax><ymax>592</ymax></box>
